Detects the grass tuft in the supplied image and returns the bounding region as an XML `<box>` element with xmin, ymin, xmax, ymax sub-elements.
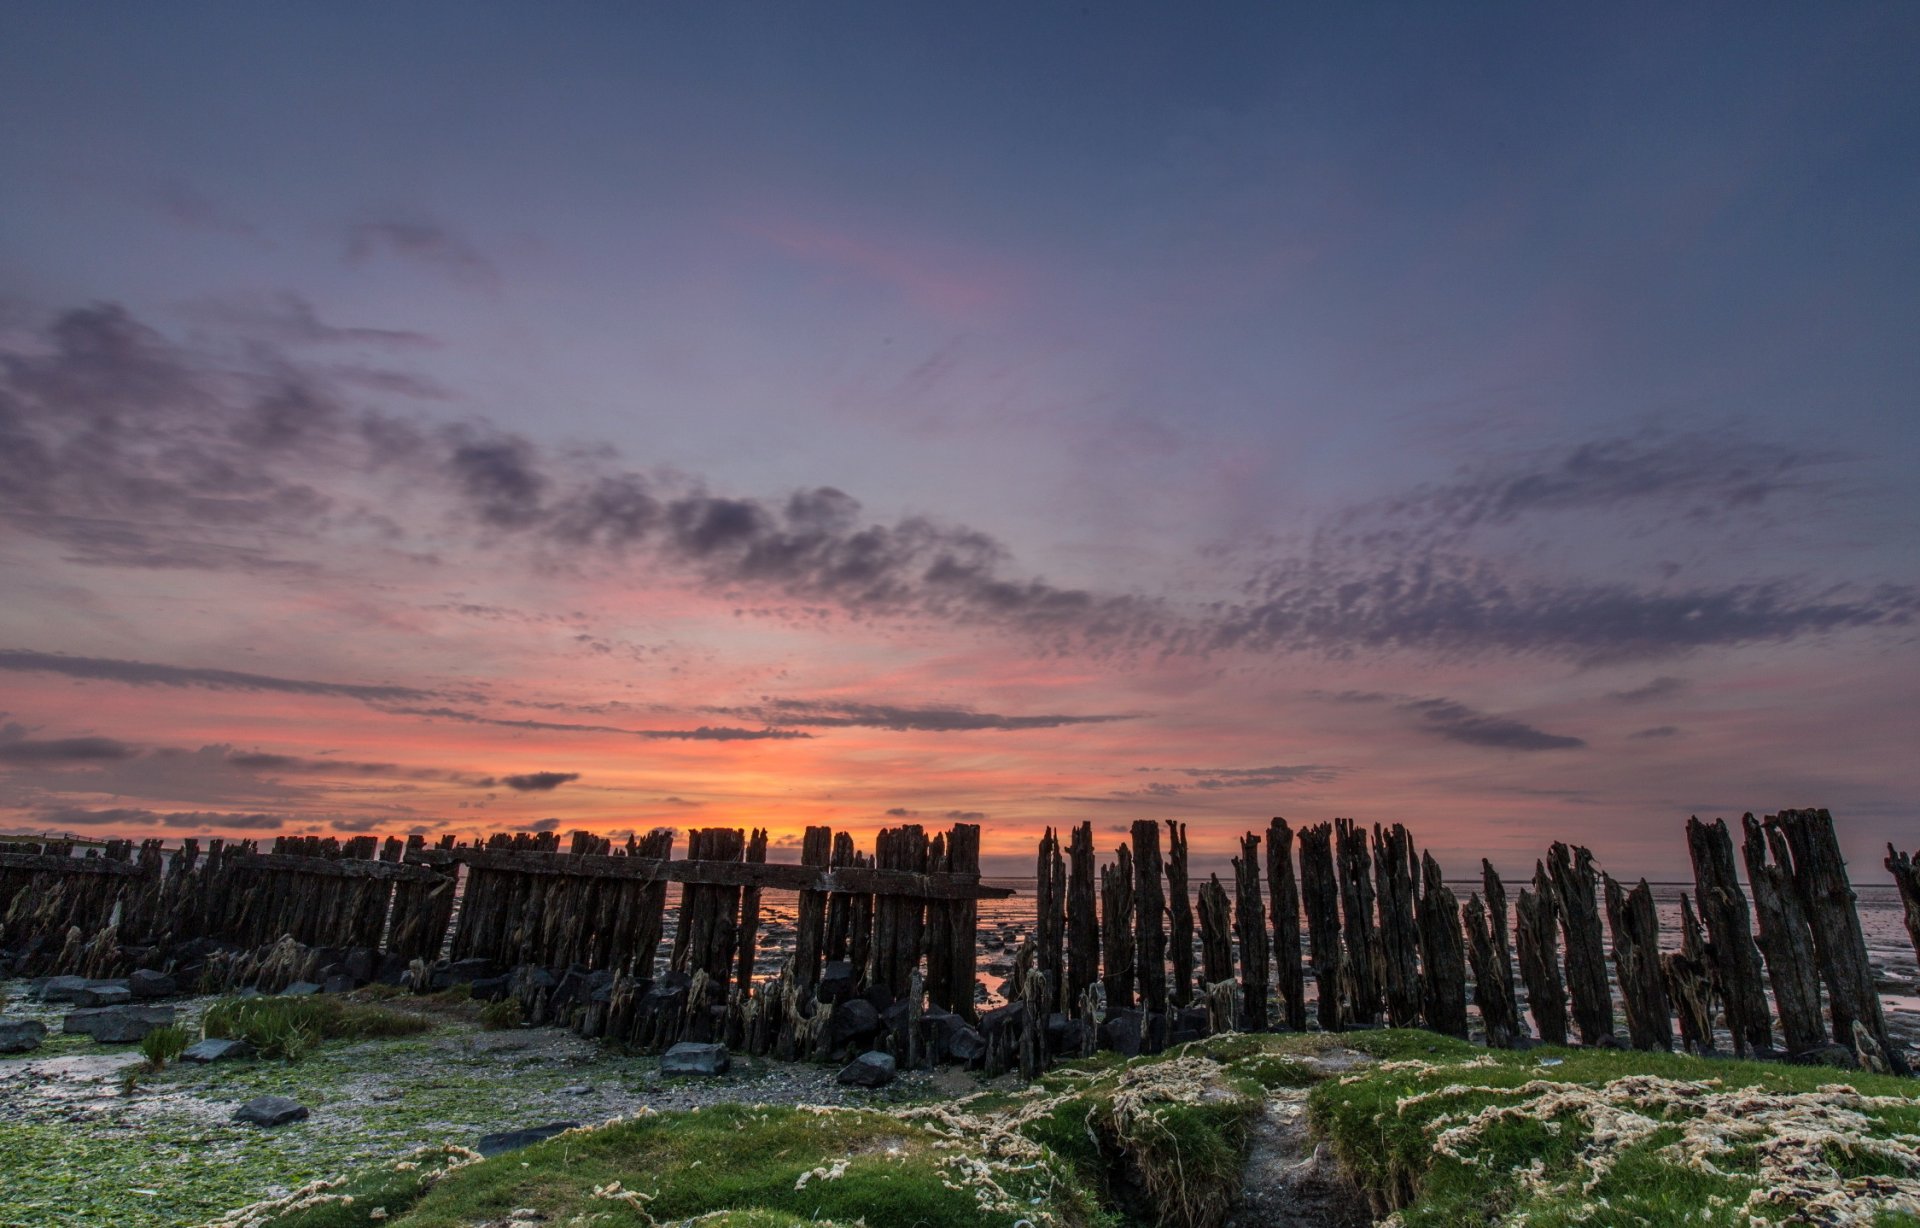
<box><xmin>202</xmin><ymin>995</ymin><xmax>432</xmax><ymax>1061</ymax></box>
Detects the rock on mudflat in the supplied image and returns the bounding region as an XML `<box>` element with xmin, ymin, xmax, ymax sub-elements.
<box><xmin>476</xmin><ymin>1122</ymin><xmax>580</xmax><ymax>1157</ymax></box>
<box><xmin>279</xmin><ymin>981</ymin><xmax>322</xmax><ymax>996</ymax></box>
<box><xmin>0</xmin><ymin>1017</ymin><xmax>47</xmax><ymax>1053</ymax></box>
<box><xmin>128</xmin><ymin>970</ymin><xmax>179</xmax><ymax>999</ymax></box>
<box><xmin>660</xmin><ymin>1041</ymin><xmax>730</xmax><ymax>1076</ymax></box>
<box><xmin>182</xmin><ymin>1037</ymin><xmax>254</xmax><ymax>1064</ymax></box>
<box><xmin>836</xmin><ymin>1051</ymin><xmax>897</xmax><ymax>1088</ymax></box>
<box><xmin>34</xmin><ymin>976</ymin><xmax>91</xmax><ymax>1003</ymax></box>
<box><xmin>235</xmin><ymin>1096</ymin><xmax>309</xmax><ymax>1127</ymax></box>
<box><xmin>63</xmin><ymin>1004</ymin><xmax>175</xmax><ymax>1043</ymax></box>
<box><xmin>73</xmin><ymin>985</ymin><xmax>133</xmax><ymax>1008</ymax></box>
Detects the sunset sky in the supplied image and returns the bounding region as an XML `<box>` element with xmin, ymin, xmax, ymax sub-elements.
<box><xmin>1</xmin><ymin>5</ymin><xmax>1915</xmax><ymax>878</ymax></box>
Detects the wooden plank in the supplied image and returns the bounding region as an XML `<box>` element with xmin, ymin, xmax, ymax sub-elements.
<box><xmin>407</xmin><ymin>847</ymin><xmax>1013</xmax><ymax>898</ymax></box>
<box><xmin>229</xmin><ymin>852</ymin><xmax>443</xmax><ymax>883</ymax></box>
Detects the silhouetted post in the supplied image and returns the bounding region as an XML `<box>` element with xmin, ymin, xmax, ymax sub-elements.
<box><xmin>1165</xmin><ymin>820</ymin><xmax>1195</xmax><ymax>1009</ymax></box>
<box><xmin>735</xmin><ymin>828</ymin><xmax>769</xmax><ymax>994</ymax></box>
<box><xmin>1889</xmin><ymin>843</ymin><xmax>1920</xmax><ymax>979</ymax></box>
<box><xmin>1334</xmin><ymin>818</ymin><xmax>1379</xmax><ymax>1026</ymax></box>
<box><xmin>1515</xmin><ymin>865</ymin><xmax>1568</xmax><ymax>1046</ymax></box>
<box><xmin>1417</xmin><ymin>851</ymin><xmax>1467</xmax><ymax>1039</ymax></box>
<box><xmin>871</xmin><ymin>825</ymin><xmax>930</xmax><ymax>999</ymax></box>
<box><xmin>1775</xmin><ymin>808</ymin><xmax>1904</xmax><ymax>1073</ymax></box>
<box><xmin>1604</xmin><ymin>874</ymin><xmax>1672</xmax><ymax>1052</ymax></box>
<box><xmin>1100</xmin><ymin>844</ymin><xmax>1136</xmax><ymax>1010</ymax></box>
<box><xmin>1266</xmin><ymin>818</ymin><xmax>1306</xmax><ymax>1031</ymax></box>
<box><xmin>1685</xmin><ymin>817</ymin><xmax>1771</xmax><ymax>1056</ymax></box>
<box><xmin>1198</xmin><ymin>874</ymin><xmax>1234</xmax><ymax>988</ymax></box>
<box><xmin>824</xmin><ymin>832</ymin><xmax>855</xmax><ymax>963</ymax></box>
<box><xmin>792</xmin><ymin>826</ymin><xmax>833</xmax><ymax>996</ymax></box>
<box><xmin>1299</xmin><ymin>823</ymin><xmax>1345</xmax><ymax>1031</ymax></box>
<box><xmin>1464</xmin><ymin>891</ymin><xmax>1519</xmax><ymax>1048</ymax></box>
<box><xmin>1547</xmin><ymin>843</ymin><xmax>1613</xmax><ymax>1045</ymax></box>
<box><xmin>1372</xmin><ymin>824</ymin><xmax>1421</xmax><ymax>1028</ymax></box>
<box><xmin>1066</xmin><ymin>822</ymin><xmax>1100</xmax><ymax>1018</ymax></box>
<box><xmin>1234</xmin><ymin>832</ymin><xmax>1270</xmax><ymax>1030</ymax></box>
<box><xmin>1131</xmin><ymin>819</ymin><xmax>1168</xmax><ymax>1018</ymax></box>
<box><xmin>1666</xmin><ymin>894</ymin><xmax>1715</xmax><ymax>1054</ymax></box>
<box><xmin>1740</xmin><ymin>814</ymin><xmax>1825</xmax><ymax>1056</ymax></box>
<box><xmin>1036</xmin><ymin>827</ymin><xmax>1066</xmax><ymax>1011</ymax></box>
<box><xmin>938</xmin><ymin>823</ymin><xmax>982</xmax><ymax>1022</ymax></box>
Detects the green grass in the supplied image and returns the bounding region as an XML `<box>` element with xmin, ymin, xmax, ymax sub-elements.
<box><xmin>201</xmin><ymin>995</ymin><xmax>432</xmax><ymax>1060</ymax></box>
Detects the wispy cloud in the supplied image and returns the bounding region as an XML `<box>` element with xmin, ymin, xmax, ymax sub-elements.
<box><xmin>1608</xmin><ymin>676</ymin><xmax>1688</xmax><ymax>703</ymax></box>
<box><xmin>501</xmin><ymin>771</ymin><xmax>579</xmax><ymax>792</ymax></box>
<box><xmin>344</xmin><ymin>215</ymin><xmax>497</xmax><ymax>288</ymax></box>
<box><xmin>0</xmin><ymin>650</ymin><xmax>434</xmax><ymax>702</ymax></box>
<box><xmin>1399</xmin><ymin>698</ymin><xmax>1585</xmax><ymax>751</ymax></box>
<box><xmin>712</xmin><ymin>698</ymin><xmax>1137</xmax><ymax>733</ymax></box>
<box><xmin>383</xmin><ymin>706</ymin><xmax>808</xmax><ymax>741</ymax></box>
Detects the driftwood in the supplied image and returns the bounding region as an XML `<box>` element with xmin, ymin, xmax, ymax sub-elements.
<box><xmin>1547</xmin><ymin>843</ymin><xmax>1614</xmax><ymax>1045</ymax></box>
<box><xmin>1265</xmin><ymin>818</ymin><xmax>1307</xmax><ymax>1031</ymax></box>
<box><xmin>1685</xmin><ymin>817</ymin><xmax>1771</xmax><ymax>1056</ymax></box>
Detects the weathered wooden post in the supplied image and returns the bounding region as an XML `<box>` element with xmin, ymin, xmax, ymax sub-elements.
<box><xmin>938</xmin><ymin>822</ymin><xmax>982</xmax><ymax>1023</ymax></box>
<box><xmin>1740</xmin><ymin>814</ymin><xmax>1825</xmax><ymax>1056</ymax></box>
<box><xmin>792</xmin><ymin>826</ymin><xmax>833</xmax><ymax>996</ymax></box>
<box><xmin>1774</xmin><ymin>808</ymin><xmax>1904</xmax><ymax>1073</ymax></box>
<box><xmin>735</xmin><ymin>828</ymin><xmax>769</xmax><ymax>994</ymax></box>
<box><xmin>1066</xmin><ymin>822</ymin><xmax>1100</xmax><ymax>1018</ymax></box>
<box><xmin>1515</xmin><ymin>865</ymin><xmax>1568</xmax><ymax>1046</ymax></box>
<box><xmin>1131</xmin><ymin>819</ymin><xmax>1169</xmax><ymax>1019</ymax></box>
<box><xmin>1603</xmin><ymin>874</ymin><xmax>1672</xmax><ymax>1052</ymax></box>
<box><xmin>824</xmin><ymin>831</ymin><xmax>855</xmax><ymax>963</ymax></box>
<box><xmin>1165</xmin><ymin>820</ymin><xmax>1195</xmax><ymax>1009</ymax></box>
<box><xmin>1889</xmin><ymin>844</ymin><xmax>1920</xmax><ymax>981</ymax></box>
<box><xmin>1299</xmin><ymin>822</ymin><xmax>1345</xmax><ymax>1031</ymax></box>
<box><xmin>1372</xmin><ymin>823</ymin><xmax>1421</xmax><ymax>1028</ymax></box>
<box><xmin>1036</xmin><ymin>827</ymin><xmax>1066</xmax><ymax>1011</ymax></box>
<box><xmin>1233</xmin><ymin>831</ymin><xmax>1270</xmax><ymax>1030</ymax></box>
<box><xmin>1547</xmin><ymin>843</ymin><xmax>1614</xmax><ymax>1045</ymax></box>
<box><xmin>1266</xmin><ymin>818</ymin><xmax>1306</xmax><ymax>1032</ymax></box>
<box><xmin>1666</xmin><ymin>895</ymin><xmax>1716</xmax><ymax>1054</ymax></box>
<box><xmin>1198</xmin><ymin>873</ymin><xmax>1234</xmax><ymax>988</ymax></box>
<box><xmin>1685</xmin><ymin>817</ymin><xmax>1771</xmax><ymax>1056</ymax></box>
<box><xmin>871</xmin><ymin>825</ymin><xmax>930</xmax><ymax>999</ymax></box>
<box><xmin>1464</xmin><ymin>890</ymin><xmax>1519</xmax><ymax>1048</ymax></box>
<box><xmin>1417</xmin><ymin>851</ymin><xmax>1467</xmax><ymax>1039</ymax></box>
<box><xmin>1100</xmin><ymin>843</ymin><xmax>1136</xmax><ymax>1010</ymax></box>
<box><xmin>1335</xmin><ymin>818</ymin><xmax>1380</xmax><ymax>1026</ymax></box>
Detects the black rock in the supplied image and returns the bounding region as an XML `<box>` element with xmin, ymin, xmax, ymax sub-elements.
<box><xmin>446</xmin><ymin>957</ymin><xmax>493</xmax><ymax>984</ymax></box>
<box><xmin>1101</xmin><ymin>1009</ymin><xmax>1144</xmax><ymax>1058</ymax></box>
<box><xmin>322</xmin><ymin>974</ymin><xmax>356</xmax><ymax>995</ymax></box>
<box><xmin>63</xmin><ymin>1004</ymin><xmax>175</xmax><ymax>1043</ymax></box>
<box><xmin>980</xmin><ymin>1000</ymin><xmax>1025</xmax><ymax>1040</ymax></box>
<box><xmin>73</xmin><ymin>985</ymin><xmax>133</xmax><ymax>1008</ymax></box>
<box><xmin>837</xmin><ymin>1051</ymin><xmax>897</xmax><ymax>1088</ymax></box>
<box><xmin>182</xmin><ymin>1037</ymin><xmax>254</xmax><ymax>1063</ymax></box>
<box><xmin>1792</xmin><ymin>1042</ymin><xmax>1859</xmax><ymax>1070</ymax></box>
<box><xmin>829</xmin><ymin>998</ymin><xmax>882</xmax><ymax>1048</ymax></box>
<box><xmin>660</xmin><ymin>1041</ymin><xmax>730</xmax><ymax>1076</ymax></box>
<box><xmin>944</xmin><ymin>1021</ymin><xmax>988</xmax><ymax>1062</ymax></box>
<box><xmin>476</xmin><ymin>1122</ymin><xmax>579</xmax><ymax>1158</ymax></box>
<box><xmin>862</xmin><ymin>983</ymin><xmax>894</xmax><ymax>1014</ymax></box>
<box><xmin>35</xmin><ymin>976</ymin><xmax>90</xmax><ymax>1004</ymax></box>
<box><xmin>280</xmin><ymin>981</ymin><xmax>321</xmax><ymax>996</ymax></box>
<box><xmin>817</xmin><ymin>960</ymin><xmax>856</xmax><ymax>1005</ymax></box>
<box><xmin>0</xmin><ymin>1018</ymin><xmax>47</xmax><ymax>1054</ymax></box>
<box><xmin>235</xmin><ymin>1095</ymin><xmax>309</xmax><ymax>1127</ymax></box>
<box><xmin>469</xmin><ymin>974</ymin><xmax>513</xmax><ymax>1002</ymax></box>
<box><xmin>343</xmin><ymin>948</ymin><xmax>377</xmax><ymax>984</ymax></box>
<box><xmin>127</xmin><ymin>970</ymin><xmax>178</xmax><ymax>999</ymax></box>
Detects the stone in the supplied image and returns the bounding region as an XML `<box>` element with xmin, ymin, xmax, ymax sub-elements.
<box><xmin>235</xmin><ymin>1095</ymin><xmax>309</xmax><ymax>1127</ymax></box>
<box><xmin>469</xmin><ymin>974</ymin><xmax>513</xmax><ymax>1002</ymax></box>
<box><xmin>63</xmin><ymin>1004</ymin><xmax>175</xmax><ymax>1043</ymax></box>
<box><xmin>127</xmin><ymin>970</ymin><xmax>178</xmax><ymax>999</ymax></box>
<box><xmin>476</xmin><ymin>1122</ymin><xmax>580</xmax><ymax>1158</ymax></box>
<box><xmin>182</xmin><ymin>1037</ymin><xmax>254</xmax><ymax>1064</ymax></box>
<box><xmin>836</xmin><ymin>1051</ymin><xmax>897</xmax><ymax>1088</ymax></box>
<box><xmin>560</xmin><ymin>1084</ymin><xmax>593</xmax><ymax>1096</ymax></box>
<box><xmin>73</xmin><ymin>985</ymin><xmax>133</xmax><ymax>1008</ymax></box>
<box><xmin>1101</xmin><ymin>1009</ymin><xmax>1145</xmax><ymax>1058</ymax></box>
<box><xmin>280</xmin><ymin>981</ymin><xmax>321</xmax><ymax>996</ymax></box>
<box><xmin>35</xmin><ymin>976</ymin><xmax>90</xmax><ymax>1003</ymax></box>
<box><xmin>0</xmin><ymin>1017</ymin><xmax>47</xmax><ymax>1053</ymax></box>
<box><xmin>828</xmin><ymin>998</ymin><xmax>881</xmax><ymax>1048</ymax></box>
<box><xmin>322</xmin><ymin>974</ymin><xmax>356</xmax><ymax>995</ymax></box>
<box><xmin>660</xmin><ymin>1041</ymin><xmax>730</xmax><ymax>1076</ymax></box>
<box><xmin>816</xmin><ymin>960</ymin><xmax>856</xmax><ymax>1005</ymax></box>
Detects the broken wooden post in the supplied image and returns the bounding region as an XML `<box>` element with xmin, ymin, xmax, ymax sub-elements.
<box><xmin>1740</xmin><ymin>813</ymin><xmax>1826</xmax><ymax>1057</ymax></box>
<box><xmin>1773</xmin><ymin>808</ymin><xmax>1905</xmax><ymax>1073</ymax></box>
<box><xmin>1417</xmin><ymin>851</ymin><xmax>1468</xmax><ymax>1039</ymax></box>
<box><xmin>1298</xmin><ymin>822</ymin><xmax>1345</xmax><ymax>1031</ymax></box>
<box><xmin>938</xmin><ymin>823</ymin><xmax>982</xmax><ymax>1023</ymax></box>
<box><xmin>824</xmin><ymin>831</ymin><xmax>855</xmax><ymax>963</ymax></box>
<box><xmin>870</xmin><ymin>825</ymin><xmax>930</xmax><ymax>999</ymax></box>
<box><xmin>1685</xmin><ymin>816</ymin><xmax>1771</xmax><ymax>1056</ymax></box>
<box><xmin>1131</xmin><ymin>819</ymin><xmax>1169</xmax><ymax>1019</ymax></box>
<box><xmin>1066</xmin><ymin>822</ymin><xmax>1100</xmax><ymax>1019</ymax></box>
<box><xmin>1335</xmin><ymin>817</ymin><xmax>1380</xmax><ymax>1026</ymax></box>
<box><xmin>1372</xmin><ymin>823</ymin><xmax>1422</xmax><ymax>1028</ymax></box>
<box><xmin>1666</xmin><ymin>894</ymin><xmax>1716</xmax><ymax>1054</ymax></box>
<box><xmin>1036</xmin><ymin>827</ymin><xmax>1066</xmax><ymax>1012</ymax></box>
<box><xmin>1515</xmin><ymin>865</ymin><xmax>1569</xmax><ymax>1046</ymax></box>
<box><xmin>1603</xmin><ymin>874</ymin><xmax>1672</xmax><ymax>1052</ymax></box>
<box><xmin>1165</xmin><ymin>820</ymin><xmax>1195</xmax><ymax>1009</ymax></box>
<box><xmin>1233</xmin><ymin>831</ymin><xmax>1270</xmax><ymax>1030</ymax></box>
<box><xmin>1464</xmin><ymin>888</ymin><xmax>1519</xmax><ymax>1048</ymax></box>
<box><xmin>792</xmin><ymin>826</ymin><xmax>833</xmax><ymax>996</ymax></box>
<box><xmin>1546</xmin><ymin>842</ymin><xmax>1614</xmax><ymax>1045</ymax></box>
<box><xmin>1198</xmin><ymin>874</ymin><xmax>1234</xmax><ymax>988</ymax></box>
<box><xmin>734</xmin><ymin>828</ymin><xmax>769</xmax><ymax>994</ymax></box>
<box><xmin>1889</xmin><ymin>843</ymin><xmax>1920</xmax><ymax>982</ymax></box>
<box><xmin>1265</xmin><ymin>818</ymin><xmax>1307</xmax><ymax>1032</ymax></box>
<box><xmin>1100</xmin><ymin>843</ymin><xmax>1136</xmax><ymax>1010</ymax></box>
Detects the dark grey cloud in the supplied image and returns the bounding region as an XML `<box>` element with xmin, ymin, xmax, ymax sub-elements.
<box><xmin>0</xmin><ymin>649</ymin><xmax>434</xmax><ymax>702</ymax></box>
<box><xmin>711</xmin><ymin>698</ymin><xmax>1136</xmax><ymax>733</ymax></box>
<box><xmin>1608</xmin><ymin>676</ymin><xmax>1689</xmax><ymax>703</ymax></box>
<box><xmin>520</xmin><ymin>817</ymin><xmax>562</xmax><ymax>834</ymax></box>
<box><xmin>1114</xmin><ymin>763</ymin><xmax>1339</xmax><ymax>798</ymax></box>
<box><xmin>1400</xmin><ymin>699</ymin><xmax>1585</xmax><ymax>751</ymax></box>
<box><xmin>384</xmin><ymin>705</ymin><xmax>808</xmax><ymax>741</ymax></box>
<box><xmin>884</xmin><ymin>806</ymin><xmax>916</xmax><ymax>817</ymax></box>
<box><xmin>501</xmin><ymin>771</ymin><xmax>579</xmax><ymax>792</ymax></box>
<box><xmin>38</xmin><ymin>806</ymin><xmax>285</xmax><ymax>831</ymax></box>
<box><xmin>944</xmin><ymin>809</ymin><xmax>986</xmax><ymax>821</ymax></box>
<box><xmin>1628</xmin><ymin>726</ymin><xmax>1680</xmax><ymax>740</ymax></box>
<box><xmin>344</xmin><ymin>217</ymin><xmax>498</xmax><ymax>288</ymax></box>
<box><xmin>0</xmin><ymin>736</ymin><xmax>142</xmax><ymax>764</ymax></box>
<box><xmin>183</xmin><ymin>292</ymin><xmax>437</xmax><ymax>349</ymax></box>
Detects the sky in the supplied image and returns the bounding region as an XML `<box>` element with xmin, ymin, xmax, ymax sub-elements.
<box><xmin>1</xmin><ymin>4</ymin><xmax>1916</xmax><ymax>879</ymax></box>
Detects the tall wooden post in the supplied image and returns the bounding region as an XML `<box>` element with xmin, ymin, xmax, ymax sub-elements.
<box><xmin>1417</xmin><ymin>851</ymin><xmax>1467</xmax><ymax>1039</ymax></box>
<box><xmin>1604</xmin><ymin>874</ymin><xmax>1672</xmax><ymax>1052</ymax></box>
<box><xmin>1233</xmin><ymin>832</ymin><xmax>1270</xmax><ymax>1030</ymax></box>
<box><xmin>1165</xmin><ymin>820</ymin><xmax>1195</xmax><ymax>1009</ymax></box>
<box><xmin>1198</xmin><ymin>874</ymin><xmax>1234</xmax><ymax>987</ymax></box>
<box><xmin>1131</xmin><ymin>820</ymin><xmax>1168</xmax><ymax>1018</ymax></box>
<box><xmin>1335</xmin><ymin>818</ymin><xmax>1379</xmax><ymax>1025</ymax></box>
<box><xmin>1066</xmin><ymin>822</ymin><xmax>1100</xmax><ymax>1018</ymax></box>
<box><xmin>1373</xmin><ymin>823</ymin><xmax>1421</xmax><ymax>1028</ymax></box>
<box><xmin>1515</xmin><ymin>865</ymin><xmax>1568</xmax><ymax>1046</ymax></box>
<box><xmin>1685</xmin><ymin>817</ymin><xmax>1771</xmax><ymax>1056</ymax></box>
<box><xmin>1740</xmin><ymin>815</ymin><xmax>1825</xmax><ymax>1056</ymax></box>
<box><xmin>1100</xmin><ymin>844</ymin><xmax>1136</xmax><ymax>1010</ymax></box>
<box><xmin>1547</xmin><ymin>843</ymin><xmax>1614</xmax><ymax>1045</ymax></box>
<box><xmin>1888</xmin><ymin>844</ymin><xmax>1920</xmax><ymax>980</ymax></box>
<box><xmin>735</xmin><ymin>828</ymin><xmax>769</xmax><ymax>994</ymax></box>
<box><xmin>1299</xmin><ymin>822</ymin><xmax>1345</xmax><ymax>1031</ymax></box>
<box><xmin>1266</xmin><ymin>818</ymin><xmax>1306</xmax><ymax>1031</ymax></box>
<box><xmin>1036</xmin><ymin>827</ymin><xmax>1066</xmax><ymax>1011</ymax></box>
<box><xmin>792</xmin><ymin>826</ymin><xmax>833</xmax><ymax>996</ymax></box>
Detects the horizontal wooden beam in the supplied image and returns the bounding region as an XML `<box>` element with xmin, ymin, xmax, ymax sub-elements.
<box><xmin>407</xmin><ymin>847</ymin><xmax>1015</xmax><ymax>900</ymax></box>
<box><xmin>226</xmin><ymin>852</ymin><xmax>447</xmax><ymax>883</ymax></box>
<box><xmin>0</xmin><ymin>851</ymin><xmax>149</xmax><ymax>877</ymax></box>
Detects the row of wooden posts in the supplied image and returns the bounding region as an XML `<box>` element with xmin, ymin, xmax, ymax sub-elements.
<box><xmin>3</xmin><ymin>808</ymin><xmax>1918</xmax><ymax>1076</ymax></box>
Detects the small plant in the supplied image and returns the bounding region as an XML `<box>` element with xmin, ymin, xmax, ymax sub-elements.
<box><xmin>202</xmin><ymin>994</ymin><xmax>431</xmax><ymax>1061</ymax></box>
<box><xmin>479</xmin><ymin>997</ymin><xmax>523</xmax><ymax>1031</ymax></box>
<box><xmin>139</xmin><ymin>1024</ymin><xmax>189</xmax><ymax>1070</ymax></box>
